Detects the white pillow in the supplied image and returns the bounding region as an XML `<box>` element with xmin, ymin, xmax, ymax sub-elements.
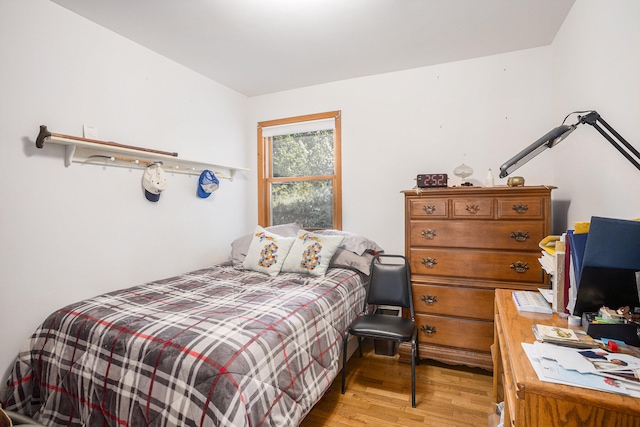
<box><xmin>281</xmin><ymin>231</ymin><xmax>344</xmax><ymax>276</ymax></box>
<box><xmin>242</xmin><ymin>226</ymin><xmax>295</xmax><ymax>276</ymax></box>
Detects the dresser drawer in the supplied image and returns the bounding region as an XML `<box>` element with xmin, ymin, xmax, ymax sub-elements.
<box><xmin>497</xmin><ymin>197</ymin><xmax>545</xmax><ymax>219</ymax></box>
<box><xmin>451</xmin><ymin>198</ymin><xmax>494</xmax><ymax>218</ymax></box>
<box><xmin>409</xmin><ymin>248</ymin><xmax>543</xmax><ymax>283</ymax></box>
<box><xmin>415</xmin><ymin>314</ymin><xmax>494</xmax><ymax>352</ymax></box>
<box><xmin>408</xmin><ymin>220</ymin><xmax>545</xmax><ymax>251</ymax></box>
<box><xmin>412</xmin><ymin>283</ymin><xmax>494</xmax><ymax>320</ymax></box>
<box><xmin>408</xmin><ymin>198</ymin><xmax>448</xmax><ymax>218</ymax></box>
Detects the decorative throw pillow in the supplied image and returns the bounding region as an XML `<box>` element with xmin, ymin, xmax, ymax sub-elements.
<box><xmin>281</xmin><ymin>231</ymin><xmax>344</xmax><ymax>276</ymax></box>
<box><xmin>242</xmin><ymin>226</ymin><xmax>295</xmax><ymax>276</ymax></box>
<box><xmin>311</xmin><ymin>229</ymin><xmax>383</xmax><ymax>256</ymax></box>
<box><xmin>231</xmin><ymin>223</ymin><xmax>301</xmax><ymax>266</ymax></box>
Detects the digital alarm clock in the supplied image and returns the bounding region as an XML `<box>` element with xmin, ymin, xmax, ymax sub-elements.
<box><xmin>417</xmin><ymin>173</ymin><xmax>448</xmax><ymax>188</ymax></box>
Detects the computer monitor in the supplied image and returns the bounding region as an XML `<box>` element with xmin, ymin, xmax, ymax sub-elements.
<box><xmin>573</xmin><ymin>267</ymin><xmax>639</xmax><ymax>316</ymax></box>
<box><xmin>572</xmin><ymin>216</ymin><xmax>640</xmax><ymax>316</ymax></box>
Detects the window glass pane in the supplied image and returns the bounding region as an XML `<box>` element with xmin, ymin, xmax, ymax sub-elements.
<box><xmin>272</xmin><ymin>130</ymin><xmax>334</xmax><ymax>178</ymax></box>
<box><xmin>271</xmin><ymin>180</ymin><xmax>333</xmax><ymax>229</ymax></box>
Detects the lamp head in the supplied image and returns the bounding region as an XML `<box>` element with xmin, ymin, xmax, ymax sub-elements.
<box><xmin>499</xmin><ymin>124</ymin><xmax>576</xmax><ymax>178</ymax></box>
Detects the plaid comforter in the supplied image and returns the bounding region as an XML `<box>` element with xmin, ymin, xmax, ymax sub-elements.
<box><xmin>1</xmin><ymin>265</ymin><xmax>366</xmax><ymax>426</ymax></box>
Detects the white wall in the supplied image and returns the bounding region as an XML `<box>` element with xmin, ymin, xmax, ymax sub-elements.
<box><xmin>249</xmin><ymin>0</ymin><xmax>640</xmax><ymax>251</ymax></box>
<box><xmin>1</xmin><ymin>0</ymin><xmax>638</xmax><ymax>382</ymax></box>
<box><xmin>551</xmin><ymin>0</ymin><xmax>640</xmax><ymax>230</ymax></box>
<box><xmin>0</xmin><ymin>0</ymin><xmax>251</xmax><ymax>374</ymax></box>
<box><xmin>249</xmin><ymin>47</ymin><xmax>556</xmax><ymax>254</ymax></box>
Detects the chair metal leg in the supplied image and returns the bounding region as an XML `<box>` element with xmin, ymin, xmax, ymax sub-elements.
<box><xmin>411</xmin><ymin>339</ymin><xmax>416</xmax><ymax>408</ymax></box>
<box><xmin>341</xmin><ymin>333</ymin><xmax>349</xmax><ymax>394</ymax></box>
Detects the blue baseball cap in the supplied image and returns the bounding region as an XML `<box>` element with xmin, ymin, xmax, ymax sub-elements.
<box><xmin>197</xmin><ymin>170</ymin><xmax>219</xmax><ymax>198</ymax></box>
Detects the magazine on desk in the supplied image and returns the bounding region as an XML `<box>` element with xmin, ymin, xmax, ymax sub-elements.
<box><xmin>532</xmin><ymin>324</ymin><xmax>599</xmax><ymax>349</ymax></box>
<box><xmin>523</xmin><ymin>341</ymin><xmax>640</xmax><ymax>396</ymax></box>
<box><xmin>535</xmin><ymin>341</ymin><xmax>640</xmax><ymax>374</ymax></box>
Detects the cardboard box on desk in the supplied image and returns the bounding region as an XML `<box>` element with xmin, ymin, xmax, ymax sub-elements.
<box><xmin>573</xmin><ymin>216</ymin><xmax>640</xmax><ymax>317</ymax></box>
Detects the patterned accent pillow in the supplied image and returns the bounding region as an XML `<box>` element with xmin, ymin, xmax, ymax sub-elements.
<box><xmin>242</xmin><ymin>226</ymin><xmax>295</xmax><ymax>276</ymax></box>
<box><xmin>281</xmin><ymin>231</ymin><xmax>344</xmax><ymax>276</ymax></box>
<box><xmin>230</xmin><ymin>223</ymin><xmax>301</xmax><ymax>266</ymax></box>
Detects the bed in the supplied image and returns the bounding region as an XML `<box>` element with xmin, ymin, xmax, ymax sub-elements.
<box><xmin>1</xmin><ymin>226</ymin><xmax>380</xmax><ymax>426</ymax></box>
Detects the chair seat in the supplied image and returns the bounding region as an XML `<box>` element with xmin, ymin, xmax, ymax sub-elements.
<box><xmin>349</xmin><ymin>314</ymin><xmax>416</xmax><ymax>342</ymax></box>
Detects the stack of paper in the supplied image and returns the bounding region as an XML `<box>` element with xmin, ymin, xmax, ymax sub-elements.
<box><xmin>539</xmin><ymin>235</ymin><xmax>561</xmax><ymax>256</ymax></box>
<box><xmin>537</xmin><ymin>235</ymin><xmax>568</xmax><ymax>314</ymax></box>
<box><xmin>538</xmin><ymin>235</ymin><xmax>559</xmax><ymax>275</ymax></box>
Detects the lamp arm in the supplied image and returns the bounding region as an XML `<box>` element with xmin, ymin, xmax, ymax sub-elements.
<box><xmin>579</xmin><ymin>111</ymin><xmax>640</xmax><ymax>172</ymax></box>
<box><xmin>499</xmin><ymin>110</ymin><xmax>640</xmax><ymax>178</ymax></box>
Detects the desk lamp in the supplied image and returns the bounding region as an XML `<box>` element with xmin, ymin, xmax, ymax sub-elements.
<box><xmin>499</xmin><ymin>110</ymin><xmax>640</xmax><ymax>178</ymax></box>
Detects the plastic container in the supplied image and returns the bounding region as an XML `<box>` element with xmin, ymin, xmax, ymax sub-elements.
<box><xmin>374</xmin><ymin>339</ymin><xmax>398</xmax><ymax>356</ymax></box>
<box><xmin>374</xmin><ymin>308</ymin><xmax>400</xmax><ymax>356</ymax></box>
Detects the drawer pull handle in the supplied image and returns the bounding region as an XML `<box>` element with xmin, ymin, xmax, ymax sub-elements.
<box><xmin>510</xmin><ymin>230</ymin><xmax>530</xmax><ymax>242</ymax></box>
<box><xmin>510</xmin><ymin>261</ymin><xmax>529</xmax><ymax>273</ymax></box>
<box><xmin>421</xmin><ymin>228</ymin><xmax>437</xmax><ymax>240</ymax></box>
<box><xmin>466</xmin><ymin>204</ymin><xmax>480</xmax><ymax>214</ymax></box>
<box><xmin>422</xmin><ymin>204</ymin><xmax>436</xmax><ymax>214</ymax></box>
<box><xmin>421</xmin><ymin>294</ymin><xmax>438</xmax><ymax>305</ymax></box>
<box><xmin>420</xmin><ymin>257</ymin><xmax>437</xmax><ymax>268</ymax></box>
<box><xmin>420</xmin><ymin>325</ymin><xmax>437</xmax><ymax>335</ymax></box>
<box><xmin>512</xmin><ymin>203</ymin><xmax>529</xmax><ymax>214</ymax></box>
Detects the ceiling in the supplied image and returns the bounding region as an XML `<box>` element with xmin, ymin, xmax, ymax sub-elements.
<box><xmin>51</xmin><ymin>0</ymin><xmax>575</xmax><ymax>97</ymax></box>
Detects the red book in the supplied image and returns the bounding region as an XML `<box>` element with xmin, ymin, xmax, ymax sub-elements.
<box><xmin>562</xmin><ymin>233</ymin><xmax>572</xmax><ymax>314</ymax></box>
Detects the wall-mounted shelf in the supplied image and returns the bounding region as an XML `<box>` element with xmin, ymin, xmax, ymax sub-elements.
<box><xmin>35</xmin><ymin>125</ymin><xmax>249</xmax><ymax>180</ymax></box>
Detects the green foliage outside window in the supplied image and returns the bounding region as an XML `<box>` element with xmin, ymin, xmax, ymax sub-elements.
<box><xmin>271</xmin><ymin>130</ymin><xmax>334</xmax><ymax>228</ymax></box>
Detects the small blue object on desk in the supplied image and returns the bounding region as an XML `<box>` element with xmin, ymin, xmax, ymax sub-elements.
<box><xmin>512</xmin><ymin>290</ymin><xmax>553</xmax><ymax>314</ymax></box>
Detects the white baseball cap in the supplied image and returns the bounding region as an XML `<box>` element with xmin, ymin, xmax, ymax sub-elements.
<box><xmin>143</xmin><ymin>164</ymin><xmax>168</xmax><ymax>202</ymax></box>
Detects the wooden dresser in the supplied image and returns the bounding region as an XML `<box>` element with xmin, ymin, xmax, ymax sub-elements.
<box><xmin>493</xmin><ymin>288</ymin><xmax>640</xmax><ymax>426</ymax></box>
<box><xmin>399</xmin><ymin>186</ymin><xmax>553</xmax><ymax>370</ymax></box>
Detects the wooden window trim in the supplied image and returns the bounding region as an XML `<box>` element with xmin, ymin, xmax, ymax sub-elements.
<box><xmin>257</xmin><ymin>111</ymin><xmax>342</xmax><ymax>229</ymax></box>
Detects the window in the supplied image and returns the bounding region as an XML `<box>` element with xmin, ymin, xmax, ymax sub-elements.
<box><xmin>257</xmin><ymin>111</ymin><xmax>341</xmax><ymax>229</ymax></box>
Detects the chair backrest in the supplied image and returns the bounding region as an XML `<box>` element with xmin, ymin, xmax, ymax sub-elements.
<box><xmin>366</xmin><ymin>254</ymin><xmax>414</xmax><ymax>318</ymax></box>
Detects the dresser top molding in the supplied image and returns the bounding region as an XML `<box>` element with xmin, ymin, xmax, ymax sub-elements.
<box><xmin>402</xmin><ymin>185</ymin><xmax>556</xmax><ymax>197</ymax></box>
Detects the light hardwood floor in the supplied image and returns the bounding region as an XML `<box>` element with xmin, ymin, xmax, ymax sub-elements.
<box><xmin>301</xmin><ymin>343</ymin><xmax>495</xmax><ymax>427</ymax></box>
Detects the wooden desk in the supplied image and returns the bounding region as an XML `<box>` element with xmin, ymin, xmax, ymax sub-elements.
<box><xmin>493</xmin><ymin>289</ymin><xmax>640</xmax><ymax>426</ymax></box>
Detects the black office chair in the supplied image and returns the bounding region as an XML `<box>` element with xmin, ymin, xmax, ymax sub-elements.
<box><xmin>341</xmin><ymin>254</ymin><xmax>419</xmax><ymax>407</ymax></box>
